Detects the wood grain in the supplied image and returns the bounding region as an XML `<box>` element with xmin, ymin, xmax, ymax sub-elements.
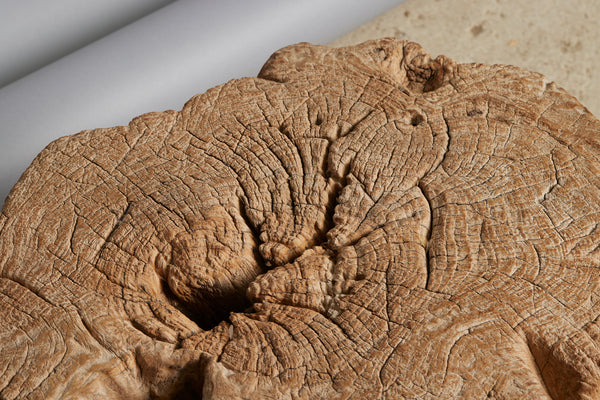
<box><xmin>1</xmin><ymin>38</ymin><xmax>600</xmax><ymax>399</ymax></box>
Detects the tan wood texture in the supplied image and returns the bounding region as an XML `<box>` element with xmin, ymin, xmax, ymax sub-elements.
<box><xmin>2</xmin><ymin>39</ymin><xmax>600</xmax><ymax>399</ymax></box>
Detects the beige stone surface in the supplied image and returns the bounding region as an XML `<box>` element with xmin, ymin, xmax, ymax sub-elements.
<box><xmin>331</xmin><ymin>0</ymin><xmax>600</xmax><ymax>117</ymax></box>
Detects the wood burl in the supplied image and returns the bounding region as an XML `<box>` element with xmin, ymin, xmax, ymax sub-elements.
<box><xmin>1</xmin><ymin>39</ymin><xmax>600</xmax><ymax>399</ymax></box>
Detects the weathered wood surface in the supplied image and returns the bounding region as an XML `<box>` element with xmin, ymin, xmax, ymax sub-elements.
<box><xmin>1</xmin><ymin>39</ymin><xmax>600</xmax><ymax>399</ymax></box>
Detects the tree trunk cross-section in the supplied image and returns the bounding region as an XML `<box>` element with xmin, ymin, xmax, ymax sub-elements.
<box><xmin>1</xmin><ymin>39</ymin><xmax>600</xmax><ymax>399</ymax></box>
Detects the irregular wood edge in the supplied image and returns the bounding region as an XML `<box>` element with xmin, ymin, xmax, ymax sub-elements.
<box><xmin>1</xmin><ymin>38</ymin><xmax>599</xmax><ymax>399</ymax></box>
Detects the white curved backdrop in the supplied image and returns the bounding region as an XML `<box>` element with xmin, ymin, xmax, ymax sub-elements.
<box><xmin>0</xmin><ymin>0</ymin><xmax>403</xmax><ymax>208</ymax></box>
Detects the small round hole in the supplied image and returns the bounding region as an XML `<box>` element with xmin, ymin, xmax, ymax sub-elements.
<box><xmin>355</xmin><ymin>273</ymin><xmax>366</xmax><ymax>281</ymax></box>
<box><xmin>410</xmin><ymin>113</ymin><xmax>425</xmax><ymax>126</ymax></box>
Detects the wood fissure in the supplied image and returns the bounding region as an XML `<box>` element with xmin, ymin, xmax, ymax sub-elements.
<box><xmin>1</xmin><ymin>39</ymin><xmax>599</xmax><ymax>399</ymax></box>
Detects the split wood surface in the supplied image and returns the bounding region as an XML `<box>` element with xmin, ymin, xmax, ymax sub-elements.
<box><xmin>1</xmin><ymin>39</ymin><xmax>600</xmax><ymax>399</ymax></box>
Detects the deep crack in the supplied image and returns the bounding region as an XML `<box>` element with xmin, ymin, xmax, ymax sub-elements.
<box><xmin>417</xmin><ymin>181</ymin><xmax>434</xmax><ymax>291</ymax></box>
